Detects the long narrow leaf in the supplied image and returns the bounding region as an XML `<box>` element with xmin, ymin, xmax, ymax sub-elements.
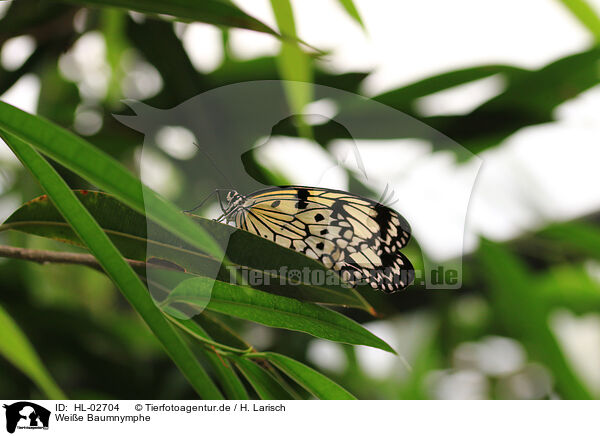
<box><xmin>270</xmin><ymin>0</ymin><xmax>312</xmax><ymax>138</ymax></box>
<box><xmin>166</xmin><ymin>308</ymin><xmax>249</xmax><ymax>399</ymax></box>
<box><xmin>203</xmin><ymin>352</ymin><xmax>248</xmax><ymax>400</ymax></box>
<box><xmin>65</xmin><ymin>0</ymin><xmax>279</xmax><ymax>36</ymax></box>
<box><xmin>166</xmin><ymin>276</ymin><xmax>396</xmax><ymax>353</ymax></box>
<box><xmin>231</xmin><ymin>356</ymin><xmax>293</xmax><ymax>400</ymax></box>
<box><xmin>338</xmin><ymin>0</ymin><xmax>365</xmax><ymax>29</ymax></box>
<box><xmin>0</xmin><ymin>304</ymin><xmax>67</xmax><ymax>399</ymax></box>
<box><xmin>260</xmin><ymin>352</ymin><xmax>356</xmax><ymax>399</ymax></box>
<box><xmin>0</xmin><ymin>131</ymin><xmax>223</xmax><ymax>399</ymax></box>
<box><xmin>556</xmin><ymin>0</ymin><xmax>600</xmax><ymax>41</ymax></box>
<box><xmin>195</xmin><ymin>312</ymin><xmax>252</xmax><ymax>351</ymax></box>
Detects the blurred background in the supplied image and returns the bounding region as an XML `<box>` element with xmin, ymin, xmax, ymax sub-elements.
<box><xmin>1</xmin><ymin>0</ymin><xmax>599</xmax><ymax>399</ymax></box>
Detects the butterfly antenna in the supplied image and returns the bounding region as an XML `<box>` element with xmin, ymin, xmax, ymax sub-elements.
<box><xmin>379</xmin><ymin>183</ymin><xmax>399</xmax><ymax>207</ymax></box>
<box><xmin>379</xmin><ymin>183</ymin><xmax>389</xmax><ymax>203</ymax></box>
<box><xmin>350</xmin><ymin>140</ymin><xmax>368</xmax><ymax>181</ymax></box>
<box><xmin>192</xmin><ymin>142</ymin><xmax>236</xmax><ymax>190</ymax></box>
<box><xmin>183</xmin><ymin>190</ymin><xmax>217</xmax><ymax>214</ymax></box>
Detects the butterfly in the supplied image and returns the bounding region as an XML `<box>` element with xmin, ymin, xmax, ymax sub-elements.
<box><xmin>202</xmin><ymin>186</ymin><xmax>414</xmax><ymax>293</ymax></box>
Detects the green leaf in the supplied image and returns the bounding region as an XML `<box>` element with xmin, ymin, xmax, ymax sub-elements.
<box><xmin>427</xmin><ymin>48</ymin><xmax>600</xmax><ymax>155</ymax></box>
<box><xmin>556</xmin><ymin>0</ymin><xmax>600</xmax><ymax>41</ymax></box>
<box><xmin>194</xmin><ymin>312</ymin><xmax>252</xmax><ymax>351</ymax></box>
<box><xmin>260</xmin><ymin>352</ymin><xmax>356</xmax><ymax>399</ymax></box>
<box><xmin>1</xmin><ymin>190</ymin><xmax>148</xmax><ymax>260</ymax></box>
<box><xmin>204</xmin><ymin>55</ymin><xmax>367</xmax><ymax>93</ymax></box>
<box><xmin>166</xmin><ymin>308</ymin><xmax>249</xmax><ymax>399</ymax></box>
<box><xmin>231</xmin><ymin>356</ymin><xmax>293</xmax><ymax>400</ymax></box>
<box><xmin>374</xmin><ymin>65</ymin><xmax>527</xmax><ymax>112</ymax></box>
<box><xmin>0</xmin><ymin>0</ymin><xmax>71</xmax><ymax>41</ymax></box>
<box><xmin>64</xmin><ymin>0</ymin><xmax>279</xmax><ymax>36</ymax></box>
<box><xmin>478</xmin><ymin>240</ymin><xmax>592</xmax><ymax>399</ymax></box>
<box><xmin>327</xmin><ymin>48</ymin><xmax>599</xmax><ymax>157</ymax></box>
<box><xmin>101</xmin><ymin>8</ymin><xmax>128</xmax><ymax>105</ymax></box>
<box><xmin>127</xmin><ymin>18</ymin><xmax>209</xmax><ymax>105</ymax></box>
<box><xmin>0</xmin><ymin>101</ymin><xmax>224</xmax><ymax>261</ymax></box>
<box><xmin>203</xmin><ymin>353</ymin><xmax>248</xmax><ymax>400</ymax></box>
<box><xmin>0</xmin><ymin>131</ymin><xmax>223</xmax><ymax>399</ymax></box>
<box><xmin>164</xmin><ymin>309</ymin><xmax>249</xmax><ymax>353</ymax></box>
<box><xmin>539</xmin><ymin>221</ymin><xmax>600</xmax><ymax>260</ymax></box>
<box><xmin>270</xmin><ymin>0</ymin><xmax>313</xmax><ymax>138</ymax></box>
<box><xmin>337</xmin><ymin>0</ymin><xmax>365</xmax><ymax>30</ymax></box>
<box><xmin>165</xmin><ymin>276</ymin><xmax>396</xmax><ymax>353</ymax></box>
<box><xmin>1</xmin><ymin>190</ymin><xmax>373</xmax><ymax>312</ymax></box>
<box><xmin>0</xmin><ymin>304</ymin><xmax>67</xmax><ymax>399</ymax></box>
<box><xmin>536</xmin><ymin>264</ymin><xmax>600</xmax><ymax>314</ymax></box>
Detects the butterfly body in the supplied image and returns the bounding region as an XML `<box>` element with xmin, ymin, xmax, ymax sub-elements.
<box><xmin>220</xmin><ymin>186</ymin><xmax>414</xmax><ymax>293</ymax></box>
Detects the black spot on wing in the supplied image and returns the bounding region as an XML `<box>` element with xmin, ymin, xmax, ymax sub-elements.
<box><xmin>296</xmin><ymin>188</ymin><xmax>309</xmax><ymax>209</ymax></box>
<box><xmin>297</xmin><ymin>188</ymin><xmax>309</xmax><ymax>200</ymax></box>
<box><xmin>331</xmin><ymin>200</ymin><xmax>345</xmax><ymax>216</ymax></box>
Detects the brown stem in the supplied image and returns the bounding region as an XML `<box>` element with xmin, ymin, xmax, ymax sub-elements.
<box><xmin>0</xmin><ymin>244</ymin><xmax>149</xmax><ymax>271</ymax></box>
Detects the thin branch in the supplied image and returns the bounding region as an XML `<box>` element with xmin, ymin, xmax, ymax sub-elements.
<box><xmin>0</xmin><ymin>244</ymin><xmax>157</xmax><ymax>272</ymax></box>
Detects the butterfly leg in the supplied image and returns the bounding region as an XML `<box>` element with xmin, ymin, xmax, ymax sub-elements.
<box><xmin>183</xmin><ymin>189</ymin><xmax>230</xmax><ymax>215</ymax></box>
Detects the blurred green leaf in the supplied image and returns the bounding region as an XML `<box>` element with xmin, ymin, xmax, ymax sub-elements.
<box><xmin>231</xmin><ymin>356</ymin><xmax>294</xmax><ymax>400</ymax></box>
<box><xmin>270</xmin><ymin>0</ymin><xmax>313</xmax><ymax>138</ymax></box>
<box><xmin>0</xmin><ymin>304</ymin><xmax>67</xmax><ymax>399</ymax></box>
<box><xmin>127</xmin><ymin>18</ymin><xmax>208</xmax><ymax>105</ymax></box>
<box><xmin>259</xmin><ymin>351</ymin><xmax>356</xmax><ymax>399</ymax></box>
<box><xmin>64</xmin><ymin>0</ymin><xmax>279</xmax><ymax>36</ymax></box>
<box><xmin>0</xmin><ymin>0</ymin><xmax>74</xmax><ymax>42</ymax></box>
<box><xmin>537</xmin><ymin>264</ymin><xmax>600</xmax><ymax>314</ymax></box>
<box><xmin>37</xmin><ymin>59</ymin><xmax>80</xmax><ymax>128</ymax></box>
<box><xmin>205</xmin><ymin>56</ymin><xmax>367</xmax><ymax>93</ymax></box>
<box><xmin>0</xmin><ymin>47</ymin><xmax>47</xmax><ymax>96</ymax></box>
<box><xmin>397</xmin><ymin>321</ymin><xmax>441</xmax><ymax>400</ymax></box>
<box><xmin>556</xmin><ymin>0</ymin><xmax>600</xmax><ymax>41</ymax></box>
<box><xmin>0</xmin><ymin>131</ymin><xmax>223</xmax><ymax>399</ymax></box>
<box><xmin>127</xmin><ymin>19</ymin><xmax>365</xmax><ymax>108</ymax></box>
<box><xmin>539</xmin><ymin>221</ymin><xmax>600</xmax><ymax>260</ymax></box>
<box><xmin>101</xmin><ymin>8</ymin><xmax>128</xmax><ymax>105</ymax></box>
<box><xmin>165</xmin><ymin>276</ymin><xmax>395</xmax><ymax>353</ymax></box>
<box><xmin>320</xmin><ymin>48</ymin><xmax>600</xmax><ymax>157</ymax></box>
<box><xmin>374</xmin><ymin>65</ymin><xmax>527</xmax><ymax>113</ymax></box>
<box><xmin>337</xmin><ymin>0</ymin><xmax>365</xmax><ymax>30</ymax></box>
<box><xmin>425</xmin><ymin>47</ymin><xmax>600</xmax><ymax>154</ymax></box>
<box><xmin>478</xmin><ymin>240</ymin><xmax>593</xmax><ymax>399</ymax></box>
